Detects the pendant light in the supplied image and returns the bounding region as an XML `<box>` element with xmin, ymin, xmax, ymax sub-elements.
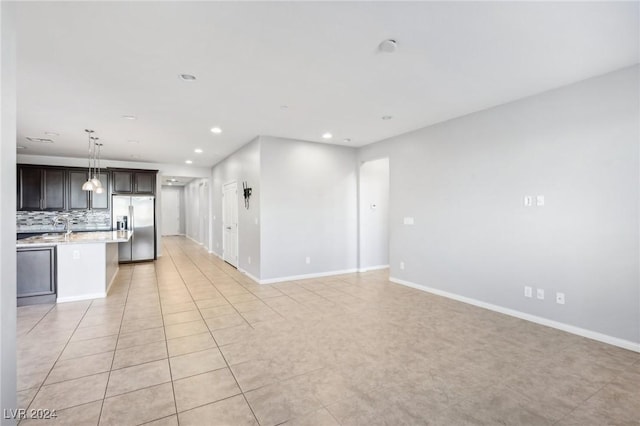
<box><xmin>90</xmin><ymin>136</ymin><xmax>103</xmax><ymax>190</ymax></box>
<box><xmin>82</xmin><ymin>129</ymin><xmax>95</xmax><ymax>191</ymax></box>
<box><xmin>94</xmin><ymin>142</ymin><xmax>104</xmax><ymax>194</ymax></box>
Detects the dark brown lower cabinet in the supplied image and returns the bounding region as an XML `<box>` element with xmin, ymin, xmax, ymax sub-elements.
<box><xmin>17</xmin><ymin>246</ymin><xmax>56</xmax><ymax>306</ymax></box>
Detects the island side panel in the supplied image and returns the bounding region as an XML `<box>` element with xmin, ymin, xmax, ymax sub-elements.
<box><xmin>56</xmin><ymin>243</ymin><xmax>107</xmax><ymax>302</ymax></box>
<box><xmin>105</xmin><ymin>242</ymin><xmax>119</xmax><ymax>294</ymax></box>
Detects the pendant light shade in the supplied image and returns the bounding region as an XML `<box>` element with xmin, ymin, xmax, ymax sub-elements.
<box><xmin>83</xmin><ymin>129</ymin><xmax>95</xmax><ymax>191</ymax></box>
<box><xmin>90</xmin><ymin>136</ymin><xmax>102</xmax><ymax>189</ymax></box>
<box><xmin>90</xmin><ymin>176</ymin><xmax>103</xmax><ymax>188</ymax></box>
<box><xmin>82</xmin><ymin>180</ymin><xmax>95</xmax><ymax>191</ymax></box>
<box><xmin>82</xmin><ymin>131</ymin><xmax>105</xmax><ymax>192</ymax></box>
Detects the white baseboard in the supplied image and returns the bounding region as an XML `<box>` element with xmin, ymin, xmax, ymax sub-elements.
<box><xmin>238</xmin><ymin>268</ymin><xmax>261</xmax><ymax>284</ymax></box>
<box><xmin>57</xmin><ymin>292</ymin><xmax>106</xmax><ymax>303</ymax></box>
<box><xmin>390</xmin><ymin>277</ymin><xmax>640</xmax><ymax>353</ymax></box>
<box><xmin>358</xmin><ymin>264</ymin><xmax>389</xmax><ymax>273</ymax></box>
<box><xmin>259</xmin><ymin>268</ymin><xmax>358</xmax><ymax>285</ymax></box>
<box><xmin>186</xmin><ymin>235</ymin><xmax>203</xmax><ymax>245</ymax></box>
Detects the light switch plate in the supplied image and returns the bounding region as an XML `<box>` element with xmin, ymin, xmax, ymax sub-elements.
<box><xmin>524</xmin><ymin>286</ymin><xmax>532</xmax><ymax>298</ymax></box>
<box><xmin>524</xmin><ymin>196</ymin><xmax>533</xmax><ymax>207</ymax></box>
<box><xmin>403</xmin><ymin>217</ymin><xmax>414</xmax><ymax>225</ymax></box>
<box><xmin>537</xmin><ymin>288</ymin><xmax>545</xmax><ymax>300</ymax></box>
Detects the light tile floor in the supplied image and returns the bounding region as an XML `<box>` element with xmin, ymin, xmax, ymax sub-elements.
<box><xmin>16</xmin><ymin>236</ymin><xmax>640</xmax><ymax>425</ymax></box>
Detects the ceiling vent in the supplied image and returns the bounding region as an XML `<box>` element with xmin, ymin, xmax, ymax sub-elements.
<box><xmin>26</xmin><ymin>137</ymin><xmax>54</xmax><ymax>143</ymax></box>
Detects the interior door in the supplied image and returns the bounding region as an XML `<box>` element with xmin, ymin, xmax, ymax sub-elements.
<box><xmin>161</xmin><ymin>188</ymin><xmax>181</xmax><ymax>235</ymax></box>
<box><xmin>222</xmin><ymin>182</ymin><xmax>238</xmax><ymax>268</ymax></box>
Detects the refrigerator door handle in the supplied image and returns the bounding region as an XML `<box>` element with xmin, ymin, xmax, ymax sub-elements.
<box><xmin>129</xmin><ymin>205</ymin><xmax>134</xmax><ymax>233</ymax></box>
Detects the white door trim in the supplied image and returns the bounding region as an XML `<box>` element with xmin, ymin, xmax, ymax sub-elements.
<box><xmin>222</xmin><ymin>181</ymin><xmax>239</xmax><ymax>268</ymax></box>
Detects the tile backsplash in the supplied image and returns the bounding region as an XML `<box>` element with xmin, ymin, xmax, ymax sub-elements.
<box><xmin>17</xmin><ymin>210</ymin><xmax>111</xmax><ymax>232</ymax></box>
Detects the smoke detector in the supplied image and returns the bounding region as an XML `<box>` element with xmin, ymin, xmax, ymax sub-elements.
<box><xmin>379</xmin><ymin>39</ymin><xmax>398</xmax><ymax>53</ymax></box>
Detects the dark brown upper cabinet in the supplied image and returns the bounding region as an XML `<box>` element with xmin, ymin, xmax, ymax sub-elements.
<box><xmin>113</xmin><ymin>171</ymin><xmax>133</xmax><ymax>193</ymax></box>
<box><xmin>112</xmin><ymin>170</ymin><xmax>156</xmax><ymax>195</ymax></box>
<box><xmin>67</xmin><ymin>170</ymin><xmax>90</xmax><ymax>210</ymax></box>
<box><xmin>90</xmin><ymin>171</ymin><xmax>109</xmax><ymax>210</ymax></box>
<box><xmin>18</xmin><ymin>166</ymin><xmax>66</xmax><ymax>211</ymax></box>
<box><xmin>134</xmin><ymin>172</ymin><xmax>155</xmax><ymax>194</ymax></box>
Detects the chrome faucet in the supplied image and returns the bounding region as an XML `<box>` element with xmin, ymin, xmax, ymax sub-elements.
<box><xmin>52</xmin><ymin>215</ymin><xmax>72</xmax><ymax>235</ymax></box>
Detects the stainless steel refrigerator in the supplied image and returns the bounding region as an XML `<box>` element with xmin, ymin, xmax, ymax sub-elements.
<box><xmin>112</xmin><ymin>195</ymin><xmax>156</xmax><ymax>262</ymax></box>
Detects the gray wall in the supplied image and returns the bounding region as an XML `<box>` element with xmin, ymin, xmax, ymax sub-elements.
<box><xmin>1</xmin><ymin>2</ymin><xmax>17</xmax><ymax>421</ymax></box>
<box><xmin>360</xmin><ymin>66</ymin><xmax>640</xmax><ymax>344</ymax></box>
<box><xmin>211</xmin><ymin>138</ymin><xmax>261</xmax><ymax>279</ymax></box>
<box><xmin>359</xmin><ymin>157</ymin><xmax>389</xmax><ymax>270</ymax></box>
<box><xmin>183</xmin><ymin>178</ymin><xmax>210</xmax><ymax>249</ymax></box>
<box><xmin>260</xmin><ymin>136</ymin><xmax>358</xmax><ymax>281</ymax></box>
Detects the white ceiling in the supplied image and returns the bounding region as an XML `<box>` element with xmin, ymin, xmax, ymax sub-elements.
<box><xmin>16</xmin><ymin>1</ymin><xmax>639</xmax><ymax>167</ymax></box>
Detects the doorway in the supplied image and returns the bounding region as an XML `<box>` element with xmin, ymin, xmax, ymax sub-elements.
<box><xmin>222</xmin><ymin>181</ymin><xmax>239</xmax><ymax>268</ymax></box>
<box><xmin>359</xmin><ymin>158</ymin><xmax>390</xmax><ymax>271</ymax></box>
<box><xmin>161</xmin><ymin>186</ymin><xmax>183</xmax><ymax>236</ymax></box>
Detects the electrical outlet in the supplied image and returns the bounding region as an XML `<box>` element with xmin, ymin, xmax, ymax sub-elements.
<box><xmin>305</xmin><ymin>256</ymin><xmax>311</xmax><ymax>264</ymax></box>
<box><xmin>536</xmin><ymin>195</ymin><xmax>545</xmax><ymax>206</ymax></box>
<box><xmin>400</xmin><ymin>261</ymin><xmax>405</xmax><ymax>270</ymax></box>
<box><xmin>524</xmin><ymin>286</ymin><xmax>532</xmax><ymax>298</ymax></box>
<box><xmin>556</xmin><ymin>292</ymin><xmax>565</xmax><ymax>305</ymax></box>
<box><xmin>536</xmin><ymin>288</ymin><xmax>545</xmax><ymax>300</ymax></box>
<box><xmin>73</xmin><ymin>250</ymin><xmax>80</xmax><ymax>260</ymax></box>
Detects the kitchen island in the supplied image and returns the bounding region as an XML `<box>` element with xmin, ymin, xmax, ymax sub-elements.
<box><xmin>17</xmin><ymin>230</ymin><xmax>133</xmax><ymax>304</ymax></box>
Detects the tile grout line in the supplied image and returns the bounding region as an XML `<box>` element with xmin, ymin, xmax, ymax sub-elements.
<box><xmin>97</xmin><ymin>265</ymin><xmax>135</xmax><ymax>425</ymax></box>
<box><xmin>164</xmin><ymin>238</ymin><xmax>262</xmax><ymax>426</ymax></box>
<box><xmin>21</xmin><ymin>301</ymin><xmax>94</xmax><ymax>422</ymax></box>
<box><xmin>152</xmin><ymin>254</ymin><xmax>182</xmax><ymax>426</ymax></box>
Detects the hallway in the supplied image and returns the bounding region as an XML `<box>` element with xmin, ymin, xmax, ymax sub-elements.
<box><xmin>15</xmin><ymin>237</ymin><xmax>639</xmax><ymax>425</ymax></box>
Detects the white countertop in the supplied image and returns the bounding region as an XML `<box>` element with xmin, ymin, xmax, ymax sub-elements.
<box><xmin>17</xmin><ymin>230</ymin><xmax>133</xmax><ymax>248</ymax></box>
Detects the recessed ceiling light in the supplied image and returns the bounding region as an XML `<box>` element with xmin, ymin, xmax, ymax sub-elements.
<box><xmin>382</xmin><ymin>115</ymin><xmax>393</xmax><ymax>120</ymax></box>
<box><xmin>16</xmin><ymin>146</ymin><xmax>27</xmax><ymax>150</ymax></box>
<box><xmin>44</xmin><ymin>131</ymin><xmax>59</xmax><ymax>137</ymax></box>
<box><xmin>122</xmin><ymin>115</ymin><xmax>137</xmax><ymax>120</ymax></box>
<box><xmin>210</xmin><ymin>127</ymin><xmax>222</xmax><ymax>134</ymax></box>
<box><xmin>180</xmin><ymin>74</ymin><xmax>196</xmax><ymax>81</ymax></box>
<box><xmin>343</xmin><ymin>138</ymin><xmax>351</xmax><ymax>143</ymax></box>
<box><xmin>185</xmin><ymin>160</ymin><xmax>193</xmax><ymax>164</ymax></box>
<box><xmin>322</xmin><ymin>132</ymin><xmax>333</xmax><ymax>139</ymax></box>
<box><xmin>170</xmin><ymin>179</ymin><xmax>178</xmax><ymax>182</ymax></box>
<box><xmin>194</xmin><ymin>148</ymin><xmax>203</xmax><ymax>153</ymax></box>
<box><xmin>26</xmin><ymin>137</ymin><xmax>54</xmax><ymax>143</ymax></box>
<box><xmin>168</xmin><ymin>182</ymin><xmax>173</xmax><ymax>186</ymax></box>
